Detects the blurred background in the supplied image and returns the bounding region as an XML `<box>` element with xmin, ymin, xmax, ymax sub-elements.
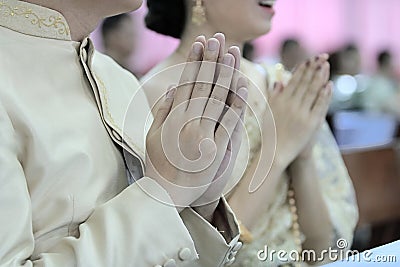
<box><xmin>91</xmin><ymin>0</ymin><xmax>400</xmax><ymax>252</ymax></box>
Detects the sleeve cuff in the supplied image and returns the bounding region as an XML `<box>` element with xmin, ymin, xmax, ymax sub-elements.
<box><xmin>180</xmin><ymin>197</ymin><xmax>242</xmax><ymax>266</ymax></box>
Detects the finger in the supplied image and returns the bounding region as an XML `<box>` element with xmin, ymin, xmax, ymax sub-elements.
<box><xmin>229</xmin><ymin>46</ymin><xmax>241</xmax><ymax>70</ymax></box>
<box><xmin>311</xmin><ymin>82</ymin><xmax>332</xmax><ymax>119</ymax></box>
<box><xmin>270</xmin><ymin>81</ymin><xmax>284</xmax><ymax>98</ymax></box>
<box><xmin>148</xmin><ymin>86</ymin><xmax>176</xmax><ymax>132</ymax></box>
<box><xmin>229</xmin><ymin>108</ymin><xmax>245</xmax><ymax>154</ymax></box>
<box><xmin>214</xmin><ymin>33</ymin><xmax>226</xmax><ymax>64</ymax></box>
<box><xmin>228</xmin><ymin>46</ymin><xmax>241</xmax><ymax>83</ymax></box>
<box><xmin>215</xmin><ymin>87</ymin><xmax>248</xmax><ymax>149</ymax></box>
<box><xmin>195</xmin><ymin>35</ymin><xmax>206</xmax><ymax>46</ymax></box>
<box><xmin>202</xmin><ymin>53</ymin><xmax>236</xmax><ymax>130</ymax></box>
<box><xmin>213</xmin><ymin>33</ymin><xmax>226</xmax><ymax>83</ymax></box>
<box><xmin>172</xmin><ymin>41</ymin><xmax>204</xmax><ymax>112</ymax></box>
<box><xmin>302</xmin><ymin>62</ymin><xmax>330</xmax><ymax>109</ymax></box>
<box><xmin>283</xmin><ymin>60</ymin><xmax>307</xmax><ymax>96</ymax></box>
<box><xmin>226</xmin><ymin>46</ymin><xmax>242</xmax><ymax>105</ymax></box>
<box><xmin>187</xmin><ymin>38</ymin><xmax>221</xmax><ymax>116</ymax></box>
<box><xmin>293</xmin><ymin>54</ymin><xmax>328</xmax><ymax>98</ymax></box>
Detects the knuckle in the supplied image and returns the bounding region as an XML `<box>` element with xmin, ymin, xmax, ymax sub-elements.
<box><xmin>233</xmin><ymin>99</ymin><xmax>244</xmax><ymax>109</ymax></box>
<box><xmin>210</xmin><ymin>94</ymin><xmax>225</xmax><ymax>105</ymax></box>
<box><xmin>195</xmin><ymin>82</ymin><xmax>209</xmax><ymax>92</ymax></box>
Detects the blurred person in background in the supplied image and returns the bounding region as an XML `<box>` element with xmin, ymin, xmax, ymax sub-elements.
<box><xmin>143</xmin><ymin>0</ymin><xmax>358</xmax><ymax>266</ymax></box>
<box><xmin>243</xmin><ymin>41</ymin><xmax>255</xmax><ymax>61</ymax></box>
<box><xmin>362</xmin><ymin>50</ymin><xmax>400</xmax><ymax>118</ymax></box>
<box><xmin>329</xmin><ymin>44</ymin><xmax>368</xmax><ymax>115</ymax></box>
<box><xmin>339</xmin><ymin>44</ymin><xmax>361</xmax><ymax>77</ymax></box>
<box><xmin>280</xmin><ymin>38</ymin><xmax>307</xmax><ymax>72</ymax></box>
<box><xmin>101</xmin><ymin>13</ymin><xmax>140</xmax><ymax>76</ymax></box>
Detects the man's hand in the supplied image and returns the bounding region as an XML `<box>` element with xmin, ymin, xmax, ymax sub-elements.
<box><xmin>145</xmin><ymin>35</ymin><xmax>248</xmax><ymax>212</ymax></box>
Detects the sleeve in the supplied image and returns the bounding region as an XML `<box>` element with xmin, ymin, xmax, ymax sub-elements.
<box><xmin>312</xmin><ymin>122</ymin><xmax>359</xmax><ymax>247</ymax></box>
<box><xmin>0</xmin><ymin>102</ymin><xmax>240</xmax><ymax>267</ymax></box>
<box><xmin>180</xmin><ymin>198</ymin><xmax>241</xmax><ymax>267</ymax></box>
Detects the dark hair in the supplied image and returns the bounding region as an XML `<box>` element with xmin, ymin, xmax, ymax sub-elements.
<box><xmin>328</xmin><ymin>50</ymin><xmax>341</xmax><ymax>79</ymax></box>
<box><xmin>145</xmin><ymin>0</ymin><xmax>187</xmax><ymax>39</ymax></box>
<box><xmin>280</xmin><ymin>38</ymin><xmax>299</xmax><ymax>54</ymax></box>
<box><xmin>377</xmin><ymin>50</ymin><xmax>391</xmax><ymax>67</ymax></box>
<box><xmin>243</xmin><ymin>42</ymin><xmax>254</xmax><ymax>61</ymax></box>
<box><xmin>101</xmin><ymin>13</ymin><xmax>131</xmax><ymax>39</ymax></box>
<box><xmin>342</xmin><ymin>43</ymin><xmax>358</xmax><ymax>54</ymax></box>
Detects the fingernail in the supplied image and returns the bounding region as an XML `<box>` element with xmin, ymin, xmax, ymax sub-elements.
<box><xmin>223</xmin><ymin>54</ymin><xmax>233</xmax><ymax>65</ymax></box>
<box><xmin>193</xmin><ymin>42</ymin><xmax>203</xmax><ymax>55</ymax></box>
<box><xmin>214</xmin><ymin>32</ymin><xmax>225</xmax><ymax>39</ymax></box>
<box><xmin>207</xmin><ymin>38</ymin><xmax>219</xmax><ymax>51</ymax></box>
<box><xmin>306</xmin><ymin>60</ymin><xmax>311</xmax><ymax>66</ymax></box>
<box><xmin>316</xmin><ymin>65</ymin><xmax>322</xmax><ymax>70</ymax></box>
<box><xmin>237</xmin><ymin>87</ymin><xmax>248</xmax><ymax>100</ymax></box>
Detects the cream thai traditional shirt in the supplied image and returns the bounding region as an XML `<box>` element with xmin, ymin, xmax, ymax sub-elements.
<box><xmin>0</xmin><ymin>0</ymin><xmax>241</xmax><ymax>266</ymax></box>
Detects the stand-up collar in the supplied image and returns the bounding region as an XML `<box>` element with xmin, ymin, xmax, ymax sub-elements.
<box><xmin>0</xmin><ymin>0</ymin><xmax>71</xmax><ymax>41</ymax></box>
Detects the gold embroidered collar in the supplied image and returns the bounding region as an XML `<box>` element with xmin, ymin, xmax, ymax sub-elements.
<box><xmin>0</xmin><ymin>0</ymin><xmax>71</xmax><ymax>41</ymax></box>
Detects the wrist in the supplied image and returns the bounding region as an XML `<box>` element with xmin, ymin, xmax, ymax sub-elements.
<box><xmin>291</xmin><ymin>148</ymin><xmax>314</xmax><ymax>169</ymax></box>
<box><xmin>271</xmin><ymin>154</ymin><xmax>291</xmax><ymax>174</ymax></box>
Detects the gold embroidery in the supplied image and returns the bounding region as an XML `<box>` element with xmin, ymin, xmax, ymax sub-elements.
<box><xmin>94</xmin><ymin>73</ymin><xmax>145</xmax><ymax>158</ymax></box>
<box><xmin>0</xmin><ymin>1</ymin><xmax>70</xmax><ymax>37</ymax></box>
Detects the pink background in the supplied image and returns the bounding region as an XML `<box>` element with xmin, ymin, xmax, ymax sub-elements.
<box><xmin>91</xmin><ymin>0</ymin><xmax>400</xmax><ymax>76</ymax></box>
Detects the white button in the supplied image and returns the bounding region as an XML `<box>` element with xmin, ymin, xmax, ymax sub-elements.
<box><xmin>81</xmin><ymin>38</ymin><xmax>89</xmax><ymax>47</ymax></box>
<box><xmin>227</xmin><ymin>252</ymin><xmax>235</xmax><ymax>261</ymax></box>
<box><xmin>233</xmin><ymin>242</ymin><xmax>243</xmax><ymax>252</ymax></box>
<box><xmin>154</xmin><ymin>265</ymin><xmax>162</xmax><ymax>267</ymax></box>
<box><xmin>225</xmin><ymin>256</ymin><xmax>235</xmax><ymax>266</ymax></box>
<box><xmin>163</xmin><ymin>259</ymin><xmax>176</xmax><ymax>267</ymax></box>
<box><xmin>178</xmin><ymin>248</ymin><xmax>192</xmax><ymax>261</ymax></box>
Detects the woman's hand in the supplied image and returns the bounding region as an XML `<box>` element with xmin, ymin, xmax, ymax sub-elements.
<box><xmin>265</xmin><ymin>55</ymin><xmax>332</xmax><ymax>170</ymax></box>
<box><xmin>145</xmin><ymin>36</ymin><xmax>248</xmax><ymax>212</ymax></box>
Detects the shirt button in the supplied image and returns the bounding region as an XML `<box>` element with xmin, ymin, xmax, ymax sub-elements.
<box><xmin>233</xmin><ymin>241</ymin><xmax>243</xmax><ymax>252</ymax></box>
<box><xmin>81</xmin><ymin>38</ymin><xmax>89</xmax><ymax>47</ymax></box>
<box><xmin>225</xmin><ymin>256</ymin><xmax>235</xmax><ymax>266</ymax></box>
<box><xmin>178</xmin><ymin>248</ymin><xmax>192</xmax><ymax>261</ymax></box>
<box><xmin>163</xmin><ymin>259</ymin><xmax>177</xmax><ymax>267</ymax></box>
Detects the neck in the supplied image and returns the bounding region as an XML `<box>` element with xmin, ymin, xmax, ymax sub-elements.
<box><xmin>176</xmin><ymin>23</ymin><xmax>244</xmax><ymax>60</ymax></box>
<box><xmin>22</xmin><ymin>0</ymin><xmax>102</xmax><ymax>41</ymax></box>
<box><xmin>105</xmin><ymin>49</ymin><xmax>130</xmax><ymax>69</ymax></box>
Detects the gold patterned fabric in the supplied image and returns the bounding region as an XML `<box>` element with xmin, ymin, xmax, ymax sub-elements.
<box><xmin>0</xmin><ymin>0</ymin><xmax>70</xmax><ymax>40</ymax></box>
<box><xmin>231</xmin><ymin>64</ymin><xmax>359</xmax><ymax>267</ymax></box>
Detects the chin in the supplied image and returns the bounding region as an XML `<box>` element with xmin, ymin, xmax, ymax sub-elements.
<box><xmin>122</xmin><ymin>0</ymin><xmax>143</xmax><ymax>12</ymax></box>
<box><xmin>248</xmin><ymin>23</ymin><xmax>272</xmax><ymax>40</ymax></box>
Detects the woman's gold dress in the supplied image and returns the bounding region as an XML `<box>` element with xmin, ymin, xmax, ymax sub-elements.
<box><xmin>229</xmin><ymin>62</ymin><xmax>359</xmax><ymax>267</ymax></box>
